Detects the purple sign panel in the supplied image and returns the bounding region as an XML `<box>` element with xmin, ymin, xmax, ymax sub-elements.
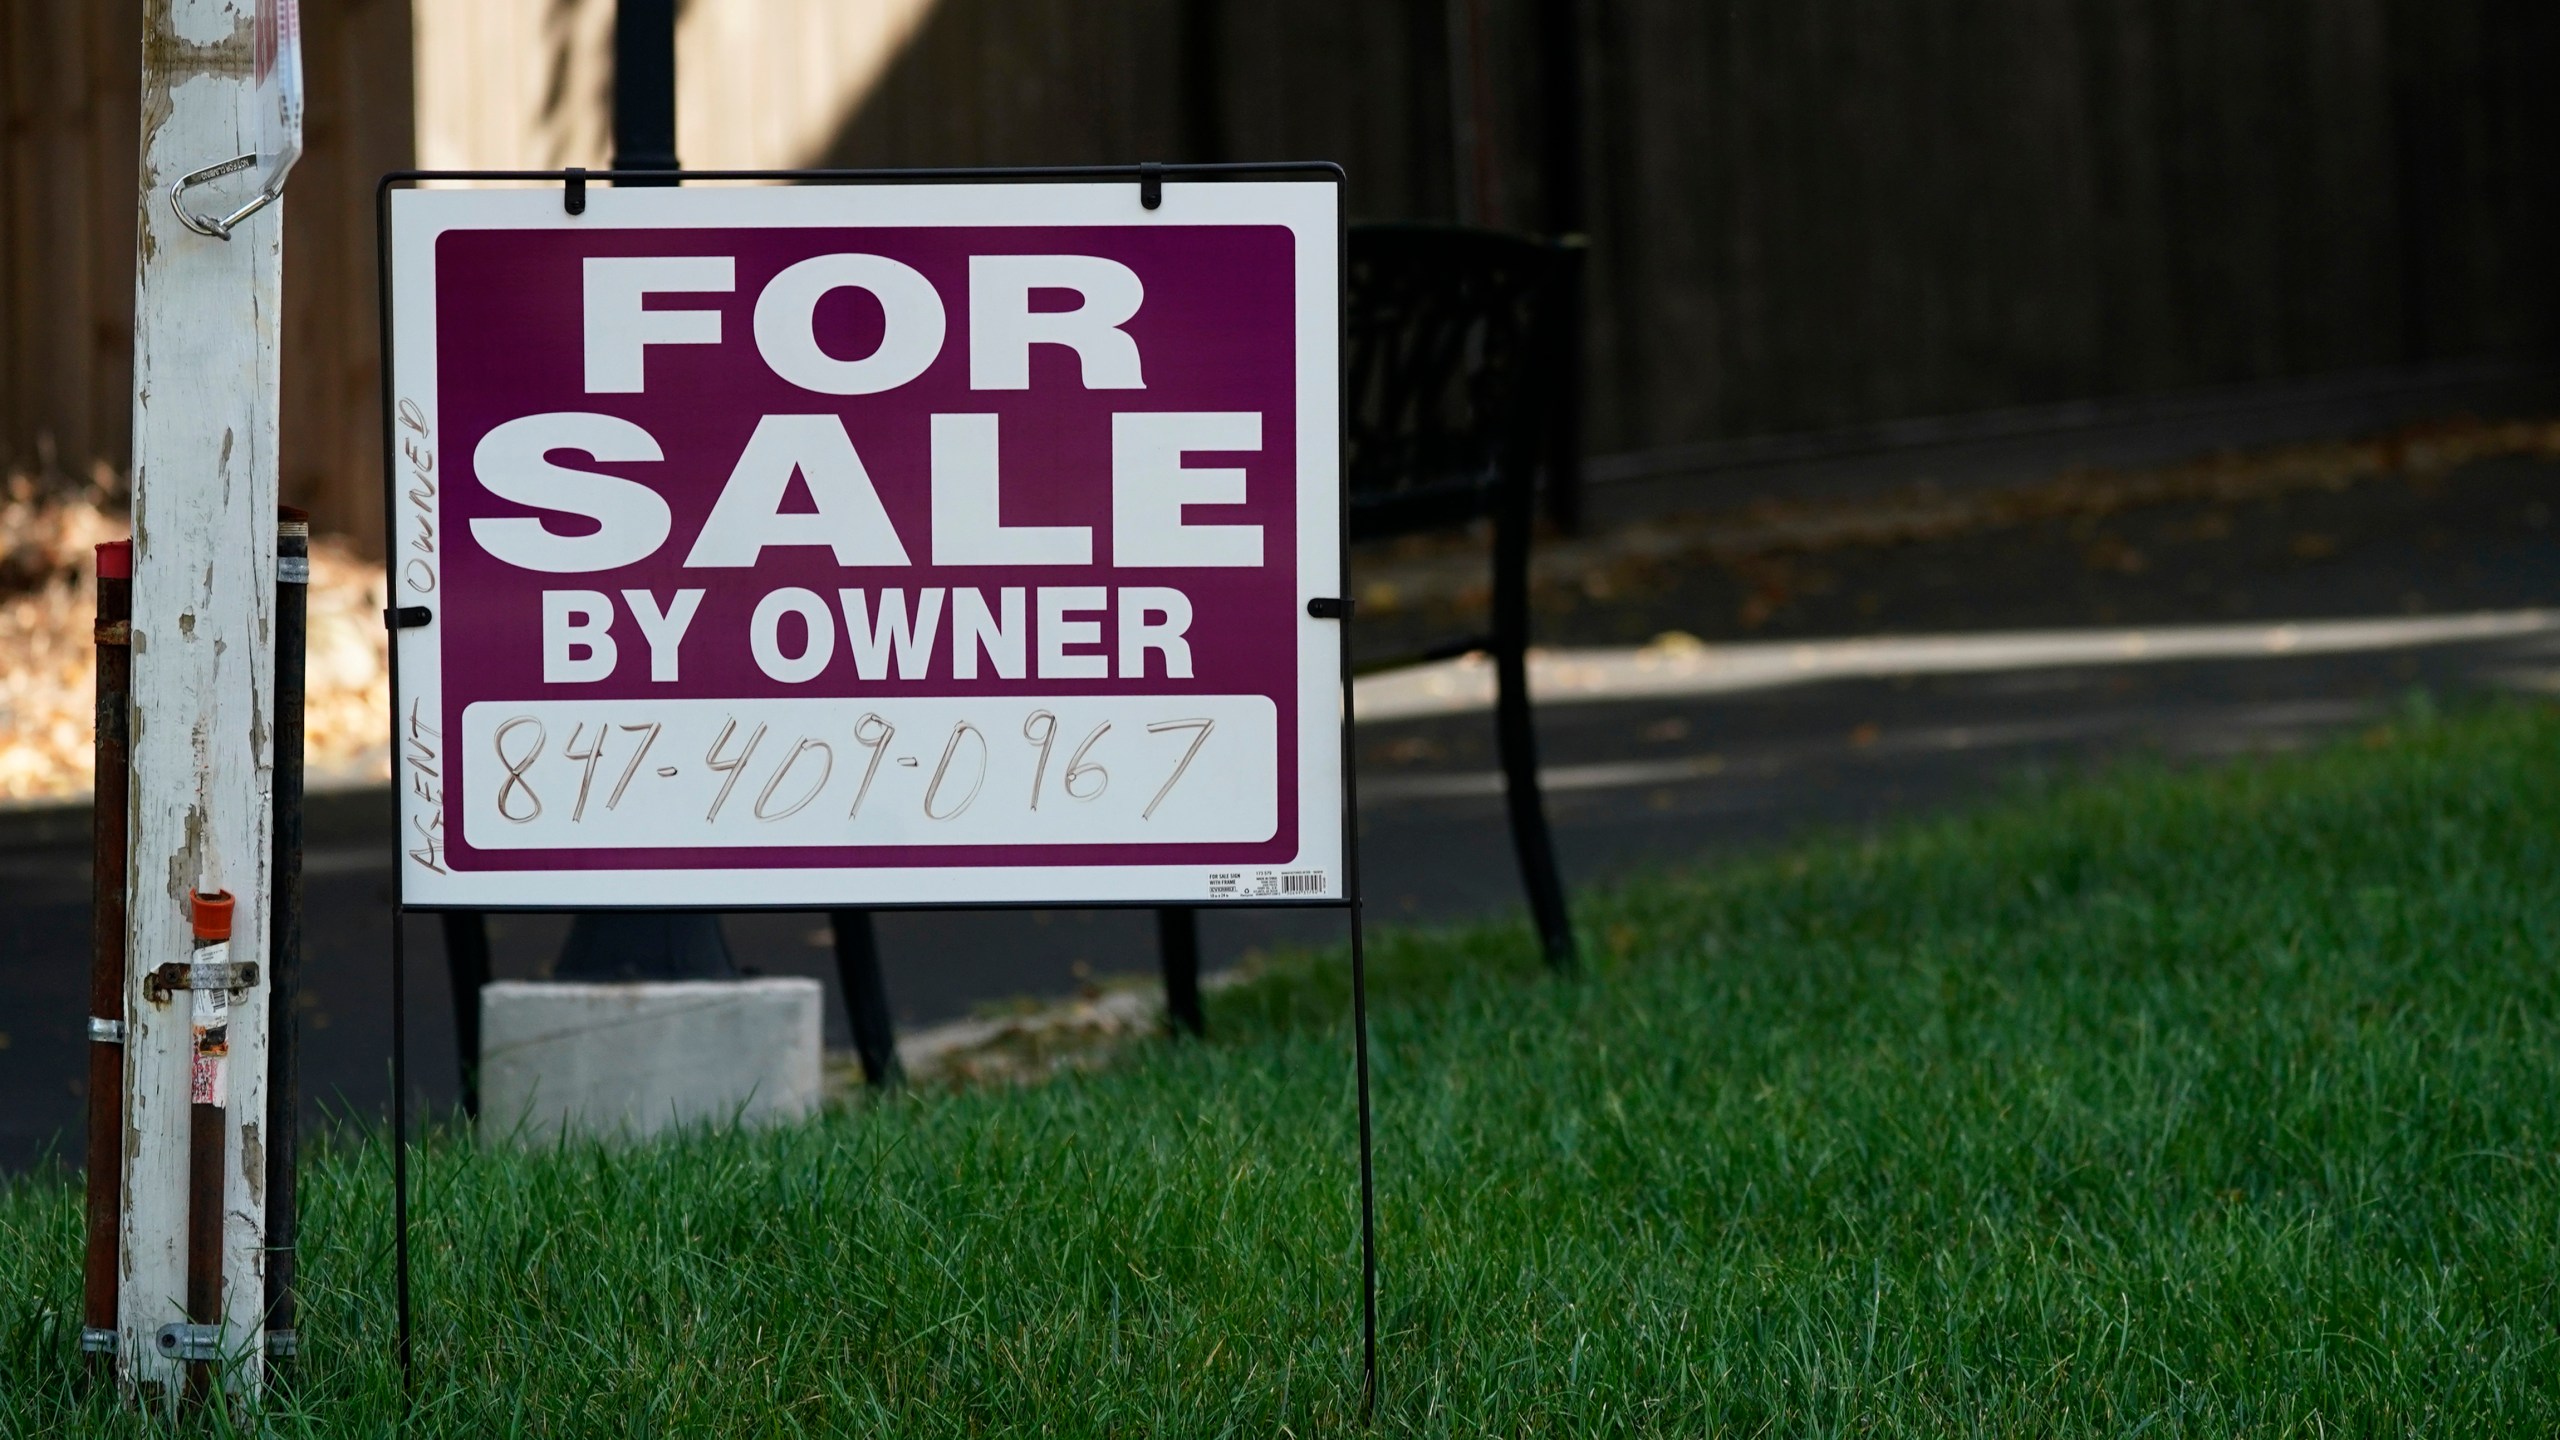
<box><xmin>386</xmin><ymin>181</ymin><xmax>1342</xmax><ymax>908</ymax></box>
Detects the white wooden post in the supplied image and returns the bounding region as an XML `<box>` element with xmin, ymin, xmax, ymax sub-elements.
<box><xmin>120</xmin><ymin>0</ymin><xmax>279</xmax><ymax>1402</ymax></box>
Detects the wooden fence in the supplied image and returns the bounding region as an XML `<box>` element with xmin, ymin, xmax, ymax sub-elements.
<box><xmin>1</xmin><ymin>0</ymin><xmax>410</xmax><ymax>543</ymax></box>
<box><xmin>824</xmin><ymin>0</ymin><xmax>2560</xmax><ymax>466</ymax></box>
<box><xmin>6</xmin><ymin>0</ymin><xmax>2553</xmax><ymax>547</ymax></box>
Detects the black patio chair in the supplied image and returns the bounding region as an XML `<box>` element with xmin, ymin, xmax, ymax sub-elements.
<box><xmin>1155</xmin><ymin>223</ymin><xmax>1585</xmax><ymax>1033</ymax></box>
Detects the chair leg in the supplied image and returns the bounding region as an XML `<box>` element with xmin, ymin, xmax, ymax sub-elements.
<box><xmin>828</xmin><ymin>910</ymin><xmax>902</xmax><ymax>1087</ymax></box>
<box><xmin>1156</xmin><ymin>907</ymin><xmax>1206</xmax><ymax>1036</ymax></box>
<box><xmin>439</xmin><ymin>910</ymin><xmax>493</xmax><ymax>1119</ymax></box>
<box><xmin>1493</xmin><ymin>648</ymin><xmax>1578</xmax><ymax>972</ymax></box>
<box><xmin>1490</xmin><ymin>377</ymin><xmax>1579</xmax><ymax>972</ymax></box>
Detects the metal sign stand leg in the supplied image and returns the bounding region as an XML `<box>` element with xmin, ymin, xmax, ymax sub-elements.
<box><xmin>1347</xmin><ymin>890</ymin><xmax>1380</xmax><ymax>1414</ymax></box>
<box><xmin>1334</xmin><ymin>602</ymin><xmax>1381</xmax><ymax>1416</ymax></box>
<box><xmin>391</xmin><ymin>897</ymin><xmax>412</xmax><ymax>1396</ymax></box>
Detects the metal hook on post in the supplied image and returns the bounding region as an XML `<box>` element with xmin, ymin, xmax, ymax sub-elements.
<box><xmin>168</xmin><ymin>153</ymin><xmax>285</xmax><ymax>241</ymax></box>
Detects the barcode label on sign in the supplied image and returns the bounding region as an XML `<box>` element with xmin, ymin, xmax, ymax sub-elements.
<box><xmin>1208</xmin><ymin>870</ymin><xmax>1328</xmax><ymax>899</ymax></box>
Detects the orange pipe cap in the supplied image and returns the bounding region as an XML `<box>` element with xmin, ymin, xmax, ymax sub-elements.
<box><xmin>190</xmin><ymin>891</ymin><xmax>235</xmax><ymax>942</ymax></box>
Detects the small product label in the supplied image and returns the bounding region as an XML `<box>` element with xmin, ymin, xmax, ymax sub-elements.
<box><xmin>189</xmin><ymin>941</ymin><xmax>230</xmax><ymax>1106</ymax></box>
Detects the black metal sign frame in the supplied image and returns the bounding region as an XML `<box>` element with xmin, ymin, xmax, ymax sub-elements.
<box><xmin>374</xmin><ymin>160</ymin><xmax>1378</xmax><ymax>1412</ymax></box>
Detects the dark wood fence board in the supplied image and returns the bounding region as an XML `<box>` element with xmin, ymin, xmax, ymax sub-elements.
<box><xmin>5</xmin><ymin>0</ymin><xmax>2552</xmax><ymax>538</ymax></box>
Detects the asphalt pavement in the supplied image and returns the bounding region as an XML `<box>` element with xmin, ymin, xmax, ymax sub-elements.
<box><xmin>3</xmin><ymin>417</ymin><xmax>2555</xmax><ymax>1171</ymax></box>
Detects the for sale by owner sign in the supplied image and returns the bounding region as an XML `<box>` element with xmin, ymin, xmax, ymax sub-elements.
<box><xmin>384</xmin><ymin>179</ymin><xmax>1342</xmax><ymax>908</ymax></box>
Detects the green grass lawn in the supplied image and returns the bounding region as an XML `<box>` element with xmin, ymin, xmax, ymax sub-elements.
<box><xmin>9</xmin><ymin>702</ymin><xmax>2560</xmax><ymax>1435</ymax></box>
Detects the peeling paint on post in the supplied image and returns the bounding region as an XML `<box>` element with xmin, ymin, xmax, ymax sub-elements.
<box><xmin>120</xmin><ymin>0</ymin><xmax>277</xmax><ymax>1405</ymax></box>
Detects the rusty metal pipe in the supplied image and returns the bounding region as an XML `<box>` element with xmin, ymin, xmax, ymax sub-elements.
<box><xmin>184</xmin><ymin>890</ymin><xmax>234</xmax><ymax>1403</ymax></box>
<box><xmin>82</xmin><ymin>541</ymin><xmax>131</xmax><ymax>1366</ymax></box>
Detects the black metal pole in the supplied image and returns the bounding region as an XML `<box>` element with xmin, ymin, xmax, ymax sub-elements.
<box><xmin>1338</xmin><ymin>617</ymin><xmax>1380</xmax><ymax>1414</ymax></box>
<box><xmin>828</xmin><ymin>911</ymin><xmax>902</xmax><ymax>1088</ymax></box>
<box><xmin>376</xmin><ymin>173</ymin><xmax>417</xmax><ymax>1405</ymax></box>
<box><xmin>1537</xmin><ymin>0</ymin><xmax>1588</xmax><ymax>532</ymax></box>
<box><xmin>1156</xmin><ymin>908</ymin><xmax>1206</xmax><ymax>1036</ymax></box>
<box><xmin>612</xmin><ymin>0</ymin><xmax>679</xmax><ymax>181</ymax></box>
<box><xmin>1179</xmin><ymin>0</ymin><xmax>1227</xmax><ymax>165</ymax></box>
<box><xmin>557</xmin><ymin>0</ymin><xmax>731</xmax><ymax>984</ymax></box>
<box><xmin>1349</xmin><ymin>900</ymin><xmax>1378</xmax><ymax>1415</ymax></box>
<box><xmin>1329</xmin><ymin>208</ymin><xmax>1380</xmax><ymax>1406</ymax></box>
<box><xmin>392</xmin><ymin>904</ymin><xmax>410</xmax><ymax>1392</ymax></box>
<box><xmin>264</xmin><ymin>508</ymin><xmax>307</xmax><ymax>1372</ymax></box>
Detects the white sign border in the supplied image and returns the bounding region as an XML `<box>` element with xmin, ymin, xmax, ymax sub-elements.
<box><xmin>384</xmin><ymin>177</ymin><xmax>1345</xmax><ymax>909</ymax></box>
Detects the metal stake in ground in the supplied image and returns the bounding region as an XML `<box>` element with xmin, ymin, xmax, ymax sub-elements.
<box><xmin>265</xmin><ymin>510</ymin><xmax>309</xmax><ymax>1370</ymax></box>
<box><xmin>1330</xmin><ymin>589</ymin><xmax>1382</xmax><ymax>1409</ymax></box>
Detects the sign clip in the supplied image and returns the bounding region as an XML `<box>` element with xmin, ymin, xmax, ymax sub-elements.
<box><xmin>385</xmin><ymin>605</ymin><xmax>433</xmax><ymax>629</ymax></box>
<box><xmin>1140</xmin><ymin>163</ymin><xmax>1163</xmax><ymax>211</ymax></box>
<box><xmin>1308</xmin><ymin>596</ymin><xmax>1354</xmax><ymax>620</ymax></box>
<box><xmin>564</xmin><ymin>167</ymin><xmax>588</xmax><ymax>216</ymax></box>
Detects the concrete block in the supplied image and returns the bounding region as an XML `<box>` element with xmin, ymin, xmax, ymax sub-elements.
<box><xmin>478</xmin><ymin>979</ymin><xmax>823</xmax><ymax>1143</ymax></box>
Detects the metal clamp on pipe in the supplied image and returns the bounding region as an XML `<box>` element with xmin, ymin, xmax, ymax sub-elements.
<box><xmin>155</xmin><ymin>1323</ymin><xmax>224</xmax><ymax>1364</ymax></box>
<box><xmin>143</xmin><ymin>960</ymin><xmax>260</xmax><ymax>1005</ymax></box>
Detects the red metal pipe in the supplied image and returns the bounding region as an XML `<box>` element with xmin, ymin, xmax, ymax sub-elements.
<box><xmin>185</xmin><ymin>889</ymin><xmax>234</xmax><ymax>1402</ymax></box>
<box><xmin>83</xmin><ymin>541</ymin><xmax>131</xmax><ymax>1367</ymax></box>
